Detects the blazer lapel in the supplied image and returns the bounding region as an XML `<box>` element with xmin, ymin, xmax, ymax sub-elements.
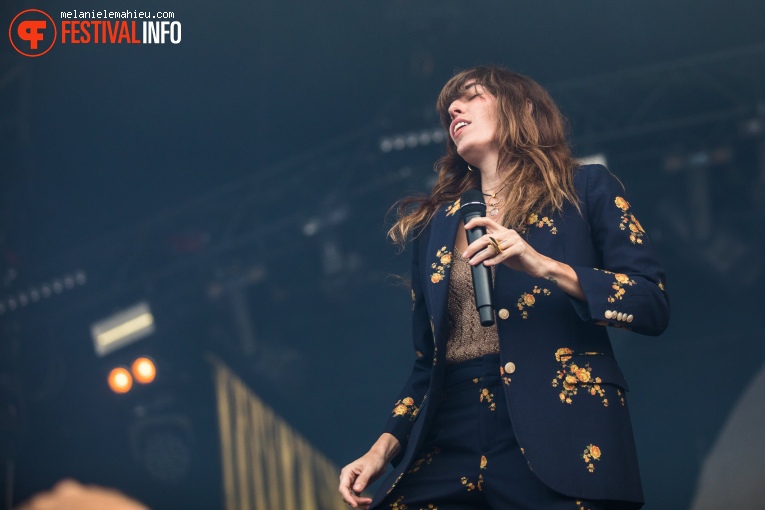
<box><xmin>425</xmin><ymin>199</ymin><xmax>462</xmax><ymax>343</ymax></box>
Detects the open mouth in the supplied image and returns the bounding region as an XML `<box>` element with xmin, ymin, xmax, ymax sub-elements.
<box><xmin>453</xmin><ymin>121</ymin><xmax>469</xmax><ymax>136</ymax></box>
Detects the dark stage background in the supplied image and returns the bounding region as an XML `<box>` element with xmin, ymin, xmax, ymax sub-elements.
<box><xmin>2</xmin><ymin>1</ymin><xmax>765</xmax><ymax>509</ymax></box>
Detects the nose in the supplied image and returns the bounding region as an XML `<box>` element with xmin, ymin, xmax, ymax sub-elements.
<box><xmin>448</xmin><ymin>100</ymin><xmax>463</xmax><ymax>119</ymax></box>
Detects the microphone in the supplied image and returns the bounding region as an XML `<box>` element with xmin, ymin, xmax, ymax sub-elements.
<box><xmin>459</xmin><ymin>189</ymin><xmax>495</xmax><ymax>327</ymax></box>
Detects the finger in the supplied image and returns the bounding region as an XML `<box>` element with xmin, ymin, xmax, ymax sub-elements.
<box><xmin>339</xmin><ymin>470</ymin><xmax>359</xmax><ymax>505</ymax></box>
<box><xmin>467</xmin><ymin>246</ymin><xmax>496</xmax><ymax>266</ymax></box>
<box><xmin>462</xmin><ymin>234</ymin><xmax>494</xmax><ymax>259</ymax></box>
<box><xmin>353</xmin><ymin>472</ymin><xmax>370</xmax><ymax>493</ymax></box>
<box><xmin>464</xmin><ymin>216</ymin><xmax>503</xmax><ymax>232</ymax></box>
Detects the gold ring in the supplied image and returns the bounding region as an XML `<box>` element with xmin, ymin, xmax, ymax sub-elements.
<box><xmin>488</xmin><ymin>236</ymin><xmax>503</xmax><ymax>254</ymax></box>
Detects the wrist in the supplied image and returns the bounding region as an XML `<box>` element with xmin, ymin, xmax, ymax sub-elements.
<box><xmin>541</xmin><ymin>258</ymin><xmax>560</xmax><ymax>282</ymax></box>
<box><xmin>370</xmin><ymin>433</ymin><xmax>401</xmax><ymax>462</ymax></box>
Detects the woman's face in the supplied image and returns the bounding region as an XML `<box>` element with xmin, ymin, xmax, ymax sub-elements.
<box><xmin>447</xmin><ymin>82</ymin><xmax>499</xmax><ymax>167</ymax></box>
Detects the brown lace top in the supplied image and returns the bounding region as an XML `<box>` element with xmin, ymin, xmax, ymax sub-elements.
<box><xmin>445</xmin><ymin>252</ymin><xmax>500</xmax><ymax>364</ymax></box>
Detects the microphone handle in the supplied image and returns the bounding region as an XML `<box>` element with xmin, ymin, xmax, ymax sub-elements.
<box><xmin>463</xmin><ymin>211</ymin><xmax>495</xmax><ymax>326</ymax></box>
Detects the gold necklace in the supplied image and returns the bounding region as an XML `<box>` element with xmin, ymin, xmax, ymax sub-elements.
<box><xmin>482</xmin><ymin>182</ymin><xmax>507</xmax><ymax>217</ymax></box>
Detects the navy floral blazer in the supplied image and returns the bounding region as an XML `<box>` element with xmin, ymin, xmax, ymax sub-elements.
<box><xmin>371</xmin><ymin>164</ymin><xmax>670</xmax><ymax>507</ymax></box>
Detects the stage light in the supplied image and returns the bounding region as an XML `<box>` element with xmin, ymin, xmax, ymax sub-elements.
<box><xmin>75</xmin><ymin>270</ymin><xmax>87</xmax><ymax>285</ymax></box>
<box><xmin>108</xmin><ymin>367</ymin><xmax>133</xmax><ymax>394</ymax></box>
<box><xmin>91</xmin><ymin>302</ymin><xmax>156</xmax><ymax>357</ymax></box>
<box><xmin>431</xmin><ymin>128</ymin><xmax>446</xmax><ymax>143</ymax></box>
<box><xmin>132</xmin><ymin>357</ymin><xmax>157</xmax><ymax>384</ymax></box>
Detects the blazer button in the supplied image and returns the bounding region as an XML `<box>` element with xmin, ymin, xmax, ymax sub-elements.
<box><xmin>604</xmin><ymin>310</ymin><xmax>613</xmax><ymax>319</ymax></box>
<box><xmin>498</xmin><ymin>308</ymin><xmax>510</xmax><ymax>320</ymax></box>
<box><xmin>504</xmin><ymin>362</ymin><xmax>516</xmax><ymax>374</ymax></box>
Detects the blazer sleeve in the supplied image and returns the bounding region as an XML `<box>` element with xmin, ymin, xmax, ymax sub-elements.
<box><xmin>381</xmin><ymin>230</ymin><xmax>435</xmax><ymax>455</ymax></box>
<box><xmin>568</xmin><ymin>165</ymin><xmax>670</xmax><ymax>336</ymax></box>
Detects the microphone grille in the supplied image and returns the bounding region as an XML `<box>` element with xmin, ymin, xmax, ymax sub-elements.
<box><xmin>459</xmin><ymin>189</ymin><xmax>486</xmax><ymax>218</ymax></box>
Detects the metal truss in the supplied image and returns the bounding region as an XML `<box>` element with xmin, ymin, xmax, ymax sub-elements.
<box><xmin>549</xmin><ymin>43</ymin><xmax>765</xmax><ymax>148</ymax></box>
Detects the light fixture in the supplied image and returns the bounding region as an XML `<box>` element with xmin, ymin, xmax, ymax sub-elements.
<box><xmin>108</xmin><ymin>367</ymin><xmax>133</xmax><ymax>394</ymax></box>
<box><xmin>379</xmin><ymin>127</ymin><xmax>446</xmax><ymax>153</ymax></box>
<box><xmin>91</xmin><ymin>302</ymin><xmax>155</xmax><ymax>357</ymax></box>
<box><xmin>132</xmin><ymin>357</ymin><xmax>157</xmax><ymax>384</ymax></box>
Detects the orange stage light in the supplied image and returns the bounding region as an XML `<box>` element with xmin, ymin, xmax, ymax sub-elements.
<box><xmin>131</xmin><ymin>357</ymin><xmax>156</xmax><ymax>384</ymax></box>
<box><xmin>108</xmin><ymin>367</ymin><xmax>133</xmax><ymax>394</ymax></box>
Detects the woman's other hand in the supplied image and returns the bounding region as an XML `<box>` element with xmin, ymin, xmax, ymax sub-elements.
<box><xmin>339</xmin><ymin>433</ymin><xmax>401</xmax><ymax>509</ymax></box>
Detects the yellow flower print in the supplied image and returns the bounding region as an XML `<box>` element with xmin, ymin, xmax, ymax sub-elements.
<box><xmin>555</xmin><ymin>348</ymin><xmax>573</xmax><ymax>363</ymax></box>
<box><xmin>658</xmin><ymin>281</ymin><xmax>665</xmax><ymax>292</ymax></box>
<box><xmin>386</xmin><ymin>473</ymin><xmax>404</xmax><ymax>495</ymax></box>
<box><xmin>430</xmin><ymin>247</ymin><xmax>452</xmax><ymax>284</ymax></box>
<box><xmin>516</xmin><ymin>286</ymin><xmax>551</xmax><ymax>319</ymax></box>
<box><xmin>480</xmin><ymin>456</ymin><xmax>487</xmax><ymax>469</ymax></box>
<box><xmin>582</xmin><ymin>444</ymin><xmax>602</xmax><ymax>473</ymax></box>
<box><xmin>461</xmin><ymin>473</ymin><xmax>484</xmax><ymax>492</ymax></box>
<box><xmin>500</xmin><ymin>365</ymin><xmax>511</xmax><ymax>385</ymax></box>
<box><xmin>615</xmin><ymin>197</ymin><xmax>646</xmax><ymax>244</ymax></box>
<box><xmin>389</xmin><ymin>495</ymin><xmax>408</xmax><ymax>509</ymax></box>
<box><xmin>445</xmin><ymin>199</ymin><xmax>461</xmax><ymax>216</ymax></box>
<box><xmin>407</xmin><ymin>447</ymin><xmax>440</xmax><ymax>474</ymax></box>
<box><xmin>605</xmin><ymin>272</ymin><xmax>636</xmax><ymax>303</ymax></box>
<box><xmin>480</xmin><ymin>388</ymin><xmax>496</xmax><ymax>411</ymax></box>
<box><xmin>391</xmin><ymin>397</ymin><xmax>418</xmax><ymax>418</ymax></box>
<box><xmin>551</xmin><ymin>349</ymin><xmax>608</xmax><ymax>406</ymax></box>
<box><xmin>525</xmin><ymin>212</ymin><xmax>557</xmax><ymax>234</ymax></box>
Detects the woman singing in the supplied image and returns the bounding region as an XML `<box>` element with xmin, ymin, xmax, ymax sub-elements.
<box><xmin>339</xmin><ymin>66</ymin><xmax>669</xmax><ymax>510</ymax></box>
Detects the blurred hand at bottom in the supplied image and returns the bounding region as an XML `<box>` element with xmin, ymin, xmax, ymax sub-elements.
<box><xmin>16</xmin><ymin>479</ymin><xmax>149</xmax><ymax>510</ymax></box>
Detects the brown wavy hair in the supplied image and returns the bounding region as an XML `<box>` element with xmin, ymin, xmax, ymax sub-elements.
<box><xmin>388</xmin><ymin>66</ymin><xmax>580</xmax><ymax>247</ymax></box>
